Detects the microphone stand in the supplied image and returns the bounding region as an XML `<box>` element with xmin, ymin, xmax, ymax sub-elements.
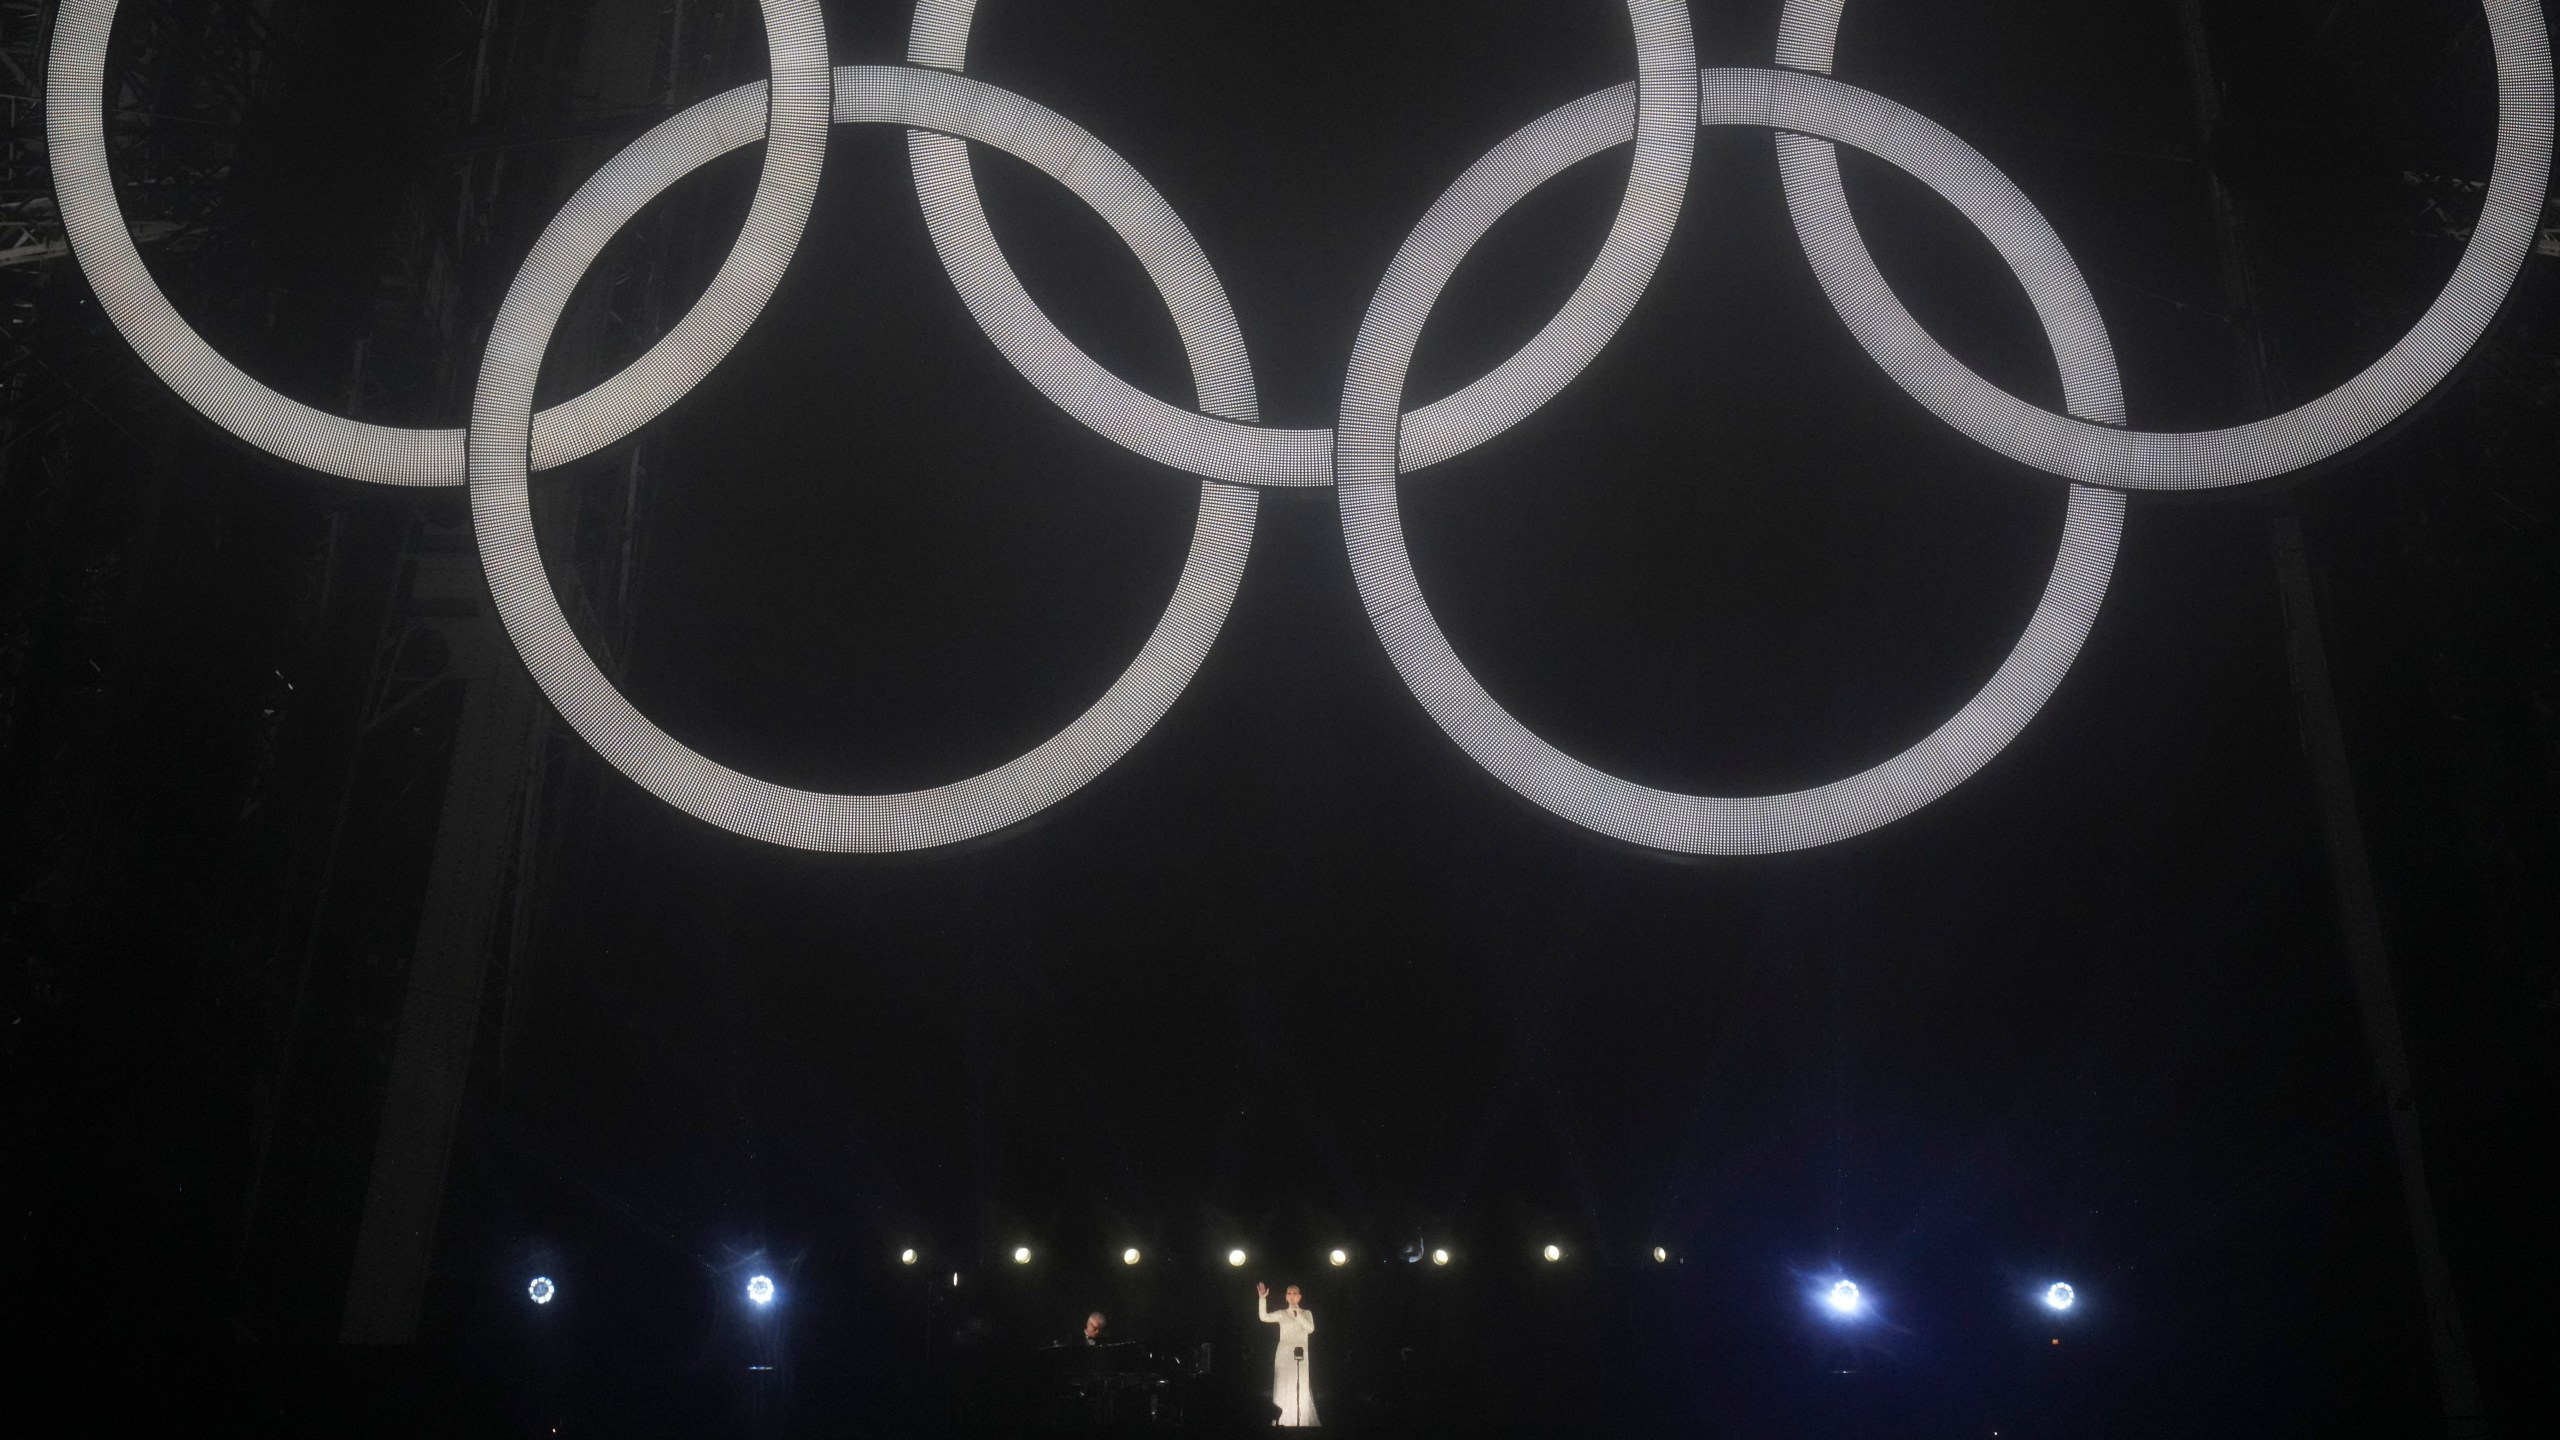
<box><xmin>1290</xmin><ymin>1314</ymin><xmax>1308</xmax><ymax>1427</ymax></box>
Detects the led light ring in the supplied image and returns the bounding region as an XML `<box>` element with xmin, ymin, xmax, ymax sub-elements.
<box><xmin>902</xmin><ymin>0</ymin><xmax>1702</xmax><ymax>487</ymax></box>
<box><xmin>1336</xmin><ymin>69</ymin><xmax>2129</xmax><ymax>856</ymax></box>
<box><xmin>43</xmin><ymin>0</ymin><xmax>834</xmax><ymax>487</ymax></box>
<box><xmin>1772</xmin><ymin>0</ymin><xmax>2556</xmax><ymax>490</ymax></box>
<box><xmin>50</xmin><ymin>3</ymin><xmax>2551</xmax><ymax>858</ymax></box>
<box><xmin>468</xmin><ymin>66</ymin><xmax>1271</xmax><ymax>853</ymax></box>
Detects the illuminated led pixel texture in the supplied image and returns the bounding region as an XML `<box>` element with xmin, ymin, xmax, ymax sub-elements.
<box><xmin>47</xmin><ymin>0</ymin><xmax>2556</xmax><ymax>854</ymax></box>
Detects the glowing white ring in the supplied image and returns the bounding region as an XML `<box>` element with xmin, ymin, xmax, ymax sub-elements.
<box><xmin>1773</xmin><ymin>0</ymin><xmax>2555</xmax><ymax>490</ymax></box>
<box><xmin>1336</xmin><ymin>70</ymin><xmax>2128</xmax><ymax>855</ymax></box>
<box><xmin>46</xmin><ymin>1</ymin><xmax>2548</xmax><ymax>857</ymax></box>
<box><xmin>44</xmin><ymin>0</ymin><xmax>835</xmax><ymax>487</ymax></box>
<box><xmin>902</xmin><ymin>0</ymin><xmax>1701</xmax><ymax>487</ymax></box>
<box><xmin>468</xmin><ymin>68</ymin><xmax>1263</xmax><ymax>852</ymax></box>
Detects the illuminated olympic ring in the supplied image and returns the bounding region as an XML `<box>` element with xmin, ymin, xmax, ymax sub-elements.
<box><xmin>49</xmin><ymin>0</ymin><xmax>2554</xmax><ymax>855</ymax></box>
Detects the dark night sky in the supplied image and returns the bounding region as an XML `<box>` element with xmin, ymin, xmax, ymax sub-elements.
<box><xmin>12</xmin><ymin>2</ymin><xmax>2554</xmax><ymax>1437</ymax></box>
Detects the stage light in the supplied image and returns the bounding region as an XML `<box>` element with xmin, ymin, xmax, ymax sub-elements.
<box><xmin>2045</xmin><ymin>1282</ymin><xmax>2076</xmax><ymax>1312</ymax></box>
<box><xmin>1123</xmin><ymin>1248</ymin><xmax>1142</xmax><ymax>1266</ymax></box>
<box><xmin>1228</xmin><ymin>1249</ymin><xmax>1248</xmax><ymax>1268</ymax></box>
<box><xmin>1013</xmin><ymin>1247</ymin><xmax>1033</xmax><ymax>1265</ymax></box>
<box><xmin>1542</xmin><ymin>1244</ymin><xmax>1563</xmax><ymax>1262</ymax></box>
<box><xmin>900</xmin><ymin>1249</ymin><xmax>918</xmax><ymax>1266</ymax></box>
<box><xmin>1431</xmin><ymin>1249</ymin><xmax>1450</xmax><ymax>1266</ymax></box>
<box><xmin>1825</xmin><ymin>1279</ymin><xmax>1861</xmax><ymax>1317</ymax></box>
<box><xmin>1328</xmin><ymin>1249</ymin><xmax>1348</xmax><ymax>1267</ymax></box>
<box><xmin>1652</xmin><ymin>1247</ymin><xmax>1668</xmax><ymax>1263</ymax></box>
<box><xmin>747</xmin><ymin>1275</ymin><xmax>776</xmax><ymax>1306</ymax></box>
<box><xmin>527</xmin><ymin>1276</ymin><xmax>555</xmax><ymax>1305</ymax></box>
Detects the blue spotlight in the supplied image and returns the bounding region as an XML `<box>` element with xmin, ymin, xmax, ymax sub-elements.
<box><xmin>1825</xmin><ymin>1279</ymin><xmax>1862</xmax><ymax>1317</ymax></box>
<box><xmin>2045</xmin><ymin>1281</ymin><xmax>2076</xmax><ymax>1312</ymax></box>
<box><xmin>527</xmin><ymin>1276</ymin><xmax>555</xmax><ymax>1305</ymax></box>
<box><xmin>746</xmin><ymin>1274</ymin><xmax>776</xmax><ymax>1306</ymax></box>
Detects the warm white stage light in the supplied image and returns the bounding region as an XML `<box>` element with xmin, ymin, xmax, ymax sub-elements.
<box><xmin>1123</xmin><ymin>1248</ymin><xmax>1142</xmax><ymax>1266</ymax></box>
<box><xmin>1651</xmin><ymin>1247</ymin><xmax>1668</xmax><ymax>1263</ymax></box>
<box><xmin>1227</xmin><ymin>1249</ymin><xmax>1248</xmax><ymax>1268</ymax></box>
<box><xmin>1826</xmin><ymin>1279</ymin><xmax>1861</xmax><ymax>1316</ymax></box>
<box><xmin>900</xmin><ymin>1248</ymin><xmax>918</xmax><ymax>1265</ymax></box>
<box><xmin>1431</xmin><ymin>1249</ymin><xmax>1450</xmax><ymax>1266</ymax></box>
<box><xmin>1542</xmin><ymin>1244</ymin><xmax>1563</xmax><ymax>1263</ymax></box>
<box><xmin>747</xmin><ymin>1275</ymin><xmax>776</xmax><ymax>1306</ymax></box>
<box><xmin>527</xmin><ymin>1276</ymin><xmax>555</xmax><ymax>1305</ymax></box>
<box><xmin>1328</xmin><ymin>1249</ymin><xmax>1348</xmax><ymax>1267</ymax></box>
<box><xmin>2045</xmin><ymin>1282</ymin><xmax>2076</xmax><ymax>1312</ymax></box>
<box><xmin>1013</xmin><ymin>1247</ymin><xmax>1033</xmax><ymax>1265</ymax></box>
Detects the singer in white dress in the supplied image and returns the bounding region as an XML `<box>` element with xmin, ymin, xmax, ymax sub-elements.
<box><xmin>1255</xmin><ymin>1282</ymin><xmax>1320</xmax><ymax>1426</ymax></box>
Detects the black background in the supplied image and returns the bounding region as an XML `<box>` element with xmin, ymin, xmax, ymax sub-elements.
<box><xmin>7</xmin><ymin>2</ymin><xmax>2556</xmax><ymax>1437</ymax></box>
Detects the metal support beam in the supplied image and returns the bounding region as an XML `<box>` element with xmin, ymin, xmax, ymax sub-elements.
<box><xmin>2268</xmin><ymin>516</ymin><xmax>2486</xmax><ymax>1435</ymax></box>
<box><xmin>339</xmin><ymin>565</ymin><xmax>543</xmax><ymax>1343</ymax></box>
<box><xmin>330</xmin><ymin>0</ymin><xmax>761</xmax><ymax>1343</ymax></box>
<box><xmin>2178</xmin><ymin>3</ymin><xmax>2489</xmax><ymax>1432</ymax></box>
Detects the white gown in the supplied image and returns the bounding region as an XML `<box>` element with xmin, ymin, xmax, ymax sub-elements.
<box><xmin>1257</xmin><ymin>1295</ymin><xmax>1320</xmax><ymax>1426</ymax></box>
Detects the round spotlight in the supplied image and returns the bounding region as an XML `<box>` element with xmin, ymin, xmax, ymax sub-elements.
<box><xmin>527</xmin><ymin>1276</ymin><xmax>555</xmax><ymax>1305</ymax></box>
<box><xmin>1227</xmin><ymin>1249</ymin><xmax>1248</xmax><ymax>1268</ymax></box>
<box><xmin>2045</xmin><ymin>1282</ymin><xmax>2076</xmax><ymax>1312</ymax></box>
<box><xmin>1430</xmin><ymin>1248</ymin><xmax>1450</xmax><ymax>1266</ymax></box>
<box><xmin>1013</xmin><ymin>1247</ymin><xmax>1033</xmax><ymax>1265</ymax></box>
<box><xmin>1328</xmin><ymin>1249</ymin><xmax>1348</xmax><ymax>1268</ymax></box>
<box><xmin>1651</xmin><ymin>1247</ymin><xmax>1668</xmax><ymax>1264</ymax></box>
<box><xmin>1542</xmin><ymin>1244</ymin><xmax>1563</xmax><ymax>1263</ymax></box>
<box><xmin>899</xmin><ymin>1248</ymin><xmax>918</xmax><ymax>1266</ymax></box>
<box><xmin>1123</xmin><ymin>1248</ymin><xmax>1142</xmax><ymax>1266</ymax></box>
<box><xmin>1825</xmin><ymin>1279</ymin><xmax>1861</xmax><ymax>1316</ymax></box>
<box><xmin>746</xmin><ymin>1275</ymin><xmax>776</xmax><ymax>1306</ymax></box>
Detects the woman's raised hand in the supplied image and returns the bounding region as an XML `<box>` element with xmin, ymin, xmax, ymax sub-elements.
<box><xmin>1256</xmin><ymin>1282</ymin><xmax>1269</xmax><ymax>1299</ymax></box>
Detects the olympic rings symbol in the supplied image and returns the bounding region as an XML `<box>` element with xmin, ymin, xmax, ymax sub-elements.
<box><xmin>47</xmin><ymin>0</ymin><xmax>2555</xmax><ymax>854</ymax></box>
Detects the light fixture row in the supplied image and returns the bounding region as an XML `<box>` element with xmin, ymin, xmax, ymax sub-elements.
<box><xmin>524</xmin><ymin>1268</ymin><xmax>2086</xmax><ymax>1316</ymax></box>
<box><xmin>886</xmin><ymin>1241</ymin><xmax>1681</xmax><ymax>1268</ymax></box>
<box><xmin>1819</xmin><ymin>1276</ymin><xmax>2083</xmax><ymax>1319</ymax></box>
